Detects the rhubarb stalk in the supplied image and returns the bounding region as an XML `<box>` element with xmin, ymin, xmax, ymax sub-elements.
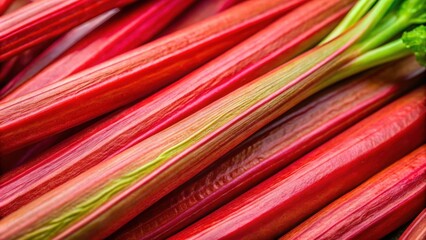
<box><xmin>3</xmin><ymin>0</ymin><xmax>195</xmax><ymax>100</ymax></box>
<box><xmin>0</xmin><ymin>9</ymin><xmax>118</xmax><ymax>99</ymax></box>
<box><xmin>0</xmin><ymin>0</ymin><xmax>352</xmax><ymax>217</ymax></box>
<box><xmin>0</xmin><ymin>0</ymin><xmax>307</xmax><ymax>152</ymax></box>
<box><xmin>2</xmin><ymin>0</ymin><xmax>28</xmax><ymax>15</ymax></box>
<box><xmin>0</xmin><ymin>0</ymin><xmax>137</xmax><ymax>60</ymax></box>
<box><xmin>111</xmin><ymin>58</ymin><xmax>424</xmax><ymax>240</ymax></box>
<box><xmin>0</xmin><ymin>1</ymin><xmax>423</xmax><ymax>238</ymax></box>
<box><xmin>0</xmin><ymin>0</ymin><xmax>13</xmax><ymax>15</ymax></box>
<box><xmin>281</xmin><ymin>145</ymin><xmax>426</xmax><ymax>240</ymax></box>
<box><xmin>171</xmin><ymin>85</ymin><xmax>426</xmax><ymax>240</ymax></box>
<box><xmin>0</xmin><ymin>40</ymin><xmax>53</xmax><ymax>87</ymax></box>
<box><xmin>400</xmin><ymin>209</ymin><xmax>426</xmax><ymax>240</ymax></box>
<box><xmin>159</xmin><ymin>0</ymin><xmax>245</xmax><ymax>35</ymax></box>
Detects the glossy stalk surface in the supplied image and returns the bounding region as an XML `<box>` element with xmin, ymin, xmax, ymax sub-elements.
<box><xmin>171</xmin><ymin>86</ymin><xmax>426</xmax><ymax>239</ymax></box>
<box><xmin>112</xmin><ymin>58</ymin><xmax>424</xmax><ymax>240</ymax></box>
<box><xmin>0</xmin><ymin>0</ymin><xmax>306</xmax><ymax>152</ymax></box>
<box><xmin>0</xmin><ymin>0</ymin><xmax>136</xmax><ymax>60</ymax></box>
<box><xmin>282</xmin><ymin>145</ymin><xmax>426</xmax><ymax>240</ymax></box>
<box><xmin>399</xmin><ymin>209</ymin><xmax>426</xmax><ymax>240</ymax></box>
<box><xmin>0</xmin><ymin>0</ymin><xmax>336</xmax><ymax>217</ymax></box>
<box><xmin>4</xmin><ymin>0</ymin><xmax>195</xmax><ymax>99</ymax></box>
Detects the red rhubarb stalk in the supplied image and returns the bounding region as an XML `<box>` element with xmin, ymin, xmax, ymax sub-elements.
<box><xmin>0</xmin><ymin>1</ymin><xmax>400</xmax><ymax>238</ymax></box>
<box><xmin>2</xmin><ymin>0</ymin><xmax>27</xmax><ymax>15</ymax></box>
<box><xmin>0</xmin><ymin>115</ymin><xmax>99</xmax><ymax>173</ymax></box>
<box><xmin>0</xmin><ymin>9</ymin><xmax>118</xmax><ymax>99</ymax></box>
<box><xmin>0</xmin><ymin>0</ymin><xmax>350</xmax><ymax>217</ymax></box>
<box><xmin>159</xmin><ymin>0</ymin><xmax>245</xmax><ymax>35</ymax></box>
<box><xmin>0</xmin><ymin>0</ymin><xmax>137</xmax><ymax>60</ymax></box>
<box><xmin>0</xmin><ymin>11</ymin><xmax>117</xmax><ymax>168</ymax></box>
<box><xmin>0</xmin><ymin>40</ymin><xmax>52</xmax><ymax>87</ymax></box>
<box><xmin>111</xmin><ymin>58</ymin><xmax>424</xmax><ymax>240</ymax></box>
<box><xmin>281</xmin><ymin>145</ymin><xmax>426</xmax><ymax>240</ymax></box>
<box><xmin>0</xmin><ymin>0</ymin><xmax>13</xmax><ymax>15</ymax></box>
<box><xmin>400</xmin><ymin>209</ymin><xmax>426</xmax><ymax>240</ymax></box>
<box><xmin>0</xmin><ymin>56</ymin><xmax>17</xmax><ymax>85</ymax></box>
<box><xmin>3</xmin><ymin>0</ymin><xmax>195</xmax><ymax>100</ymax></box>
<box><xmin>0</xmin><ymin>0</ymin><xmax>307</xmax><ymax>153</ymax></box>
<box><xmin>170</xmin><ymin>86</ymin><xmax>426</xmax><ymax>240</ymax></box>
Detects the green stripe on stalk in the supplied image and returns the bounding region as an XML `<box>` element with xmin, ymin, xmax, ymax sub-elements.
<box><xmin>321</xmin><ymin>0</ymin><xmax>377</xmax><ymax>44</ymax></box>
<box><xmin>17</xmin><ymin>0</ymin><xmax>400</xmax><ymax>239</ymax></box>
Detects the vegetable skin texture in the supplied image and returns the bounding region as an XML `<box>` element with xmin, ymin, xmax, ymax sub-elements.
<box><xmin>112</xmin><ymin>57</ymin><xmax>425</xmax><ymax>240</ymax></box>
<box><xmin>0</xmin><ymin>0</ymin><xmax>350</xmax><ymax>218</ymax></box>
<box><xmin>0</xmin><ymin>38</ymin><xmax>56</xmax><ymax>88</ymax></box>
<box><xmin>159</xmin><ymin>0</ymin><xmax>245</xmax><ymax>35</ymax></box>
<box><xmin>282</xmin><ymin>145</ymin><xmax>426</xmax><ymax>240</ymax></box>
<box><xmin>0</xmin><ymin>0</ymin><xmax>136</xmax><ymax>60</ymax></box>
<box><xmin>170</xmin><ymin>86</ymin><xmax>426</xmax><ymax>240</ymax></box>
<box><xmin>0</xmin><ymin>0</ymin><xmax>307</xmax><ymax>153</ymax></box>
<box><xmin>0</xmin><ymin>1</ymin><xmax>393</xmax><ymax>238</ymax></box>
<box><xmin>0</xmin><ymin>0</ymin><xmax>13</xmax><ymax>15</ymax></box>
<box><xmin>400</xmin><ymin>209</ymin><xmax>426</xmax><ymax>240</ymax></box>
<box><xmin>4</xmin><ymin>0</ymin><xmax>195</xmax><ymax>100</ymax></box>
<box><xmin>0</xmin><ymin>9</ymin><xmax>118</xmax><ymax>100</ymax></box>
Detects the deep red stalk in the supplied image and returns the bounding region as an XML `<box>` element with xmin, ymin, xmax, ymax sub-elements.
<box><xmin>0</xmin><ymin>9</ymin><xmax>118</xmax><ymax>100</ymax></box>
<box><xmin>0</xmin><ymin>1</ymin><xmax>185</xmax><ymax>167</ymax></box>
<box><xmin>159</xmin><ymin>0</ymin><xmax>245</xmax><ymax>36</ymax></box>
<box><xmin>0</xmin><ymin>0</ymin><xmax>306</xmax><ymax>153</ymax></box>
<box><xmin>400</xmin><ymin>209</ymin><xmax>426</xmax><ymax>240</ymax></box>
<box><xmin>0</xmin><ymin>0</ymin><xmax>13</xmax><ymax>15</ymax></box>
<box><xmin>0</xmin><ymin>56</ymin><xmax>17</xmax><ymax>86</ymax></box>
<box><xmin>3</xmin><ymin>0</ymin><xmax>195</xmax><ymax>100</ymax></box>
<box><xmin>0</xmin><ymin>147</ymin><xmax>27</xmax><ymax>175</ymax></box>
<box><xmin>282</xmin><ymin>145</ymin><xmax>426</xmax><ymax>240</ymax></box>
<box><xmin>111</xmin><ymin>58</ymin><xmax>425</xmax><ymax>240</ymax></box>
<box><xmin>0</xmin><ymin>2</ymin><xmax>395</xmax><ymax>237</ymax></box>
<box><xmin>0</xmin><ymin>0</ymin><xmax>30</xmax><ymax>88</ymax></box>
<box><xmin>0</xmin><ymin>112</ymin><xmax>106</xmax><ymax>175</ymax></box>
<box><xmin>0</xmin><ymin>131</ymin><xmax>68</xmax><ymax>174</ymax></box>
<box><xmin>13</xmin><ymin>134</ymin><xmax>65</xmax><ymax>168</ymax></box>
<box><xmin>171</xmin><ymin>86</ymin><xmax>426</xmax><ymax>240</ymax></box>
<box><xmin>0</xmin><ymin>0</ymin><xmax>343</xmax><ymax>217</ymax></box>
<box><xmin>0</xmin><ymin>39</ymin><xmax>53</xmax><ymax>85</ymax></box>
<box><xmin>0</xmin><ymin>0</ymin><xmax>137</xmax><ymax>60</ymax></box>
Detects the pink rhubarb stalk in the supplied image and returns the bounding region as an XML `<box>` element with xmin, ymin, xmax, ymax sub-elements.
<box><xmin>170</xmin><ymin>86</ymin><xmax>426</xmax><ymax>239</ymax></box>
<box><xmin>0</xmin><ymin>0</ymin><xmax>136</xmax><ymax>60</ymax></box>
<box><xmin>0</xmin><ymin>9</ymin><xmax>118</xmax><ymax>99</ymax></box>
<box><xmin>0</xmin><ymin>0</ymin><xmax>350</xmax><ymax>217</ymax></box>
<box><xmin>3</xmin><ymin>0</ymin><xmax>195</xmax><ymax>100</ymax></box>
<box><xmin>400</xmin><ymin>209</ymin><xmax>426</xmax><ymax>240</ymax></box>
<box><xmin>282</xmin><ymin>145</ymin><xmax>426</xmax><ymax>240</ymax></box>
<box><xmin>0</xmin><ymin>0</ymin><xmax>307</xmax><ymax>153</ymax></box>
<box><xmin>112</xmin><ymin>58</ymin><xmax>424</xmax><ymax>240</ymax></box>
<box><xmin>159</xmin><ymin>0</ymin><xmax>245</xmax><ymax>35</ymax></box>
<box><xmin>0</xmin><ymin>1</ymin><xmax>399</xmax><ymax>238</ymax></box>
<box><xmin>0</xmin><ymin>40</ymin><xmax>52</xmax><ymax>86</ymax></box>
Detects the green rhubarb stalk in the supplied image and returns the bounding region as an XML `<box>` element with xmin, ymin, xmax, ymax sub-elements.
<box><xmin>355</xmin><ymin>0</ymin><xmax>425</xmax><ymax>53</ymax></box>
<box><xmin>330</xmin><ymin>25</ymin><xmax>426</xmax><ymax>82</ymax></box>
<box><xmin>321</xmin><ymin>0</ymin><xmax>377</xmax><ymax>43</ymax></box>
<box><xmin>0</xmin><ymin>0</ymin><xmax>424</xmax><ymax>239</ymax></box>
<box><xmin>0</xmin><ymin>0</ymin><xmax>307</xmax><ymax>153</ymax></box>
<box><xmin>321</xmin><ymin>0</ymin><xmax>425</xmax><ymax>73</ymax></box>
<box><xmin>319</xmin><ymin>0</ymin><xmax>425</xmax><ymax>85</ymax></box>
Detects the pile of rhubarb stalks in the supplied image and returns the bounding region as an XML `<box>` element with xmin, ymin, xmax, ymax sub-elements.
<box><xmin>0</xmin><ymin>0</ymin><xmax>425</xmax><ymax>239</ymax></box>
